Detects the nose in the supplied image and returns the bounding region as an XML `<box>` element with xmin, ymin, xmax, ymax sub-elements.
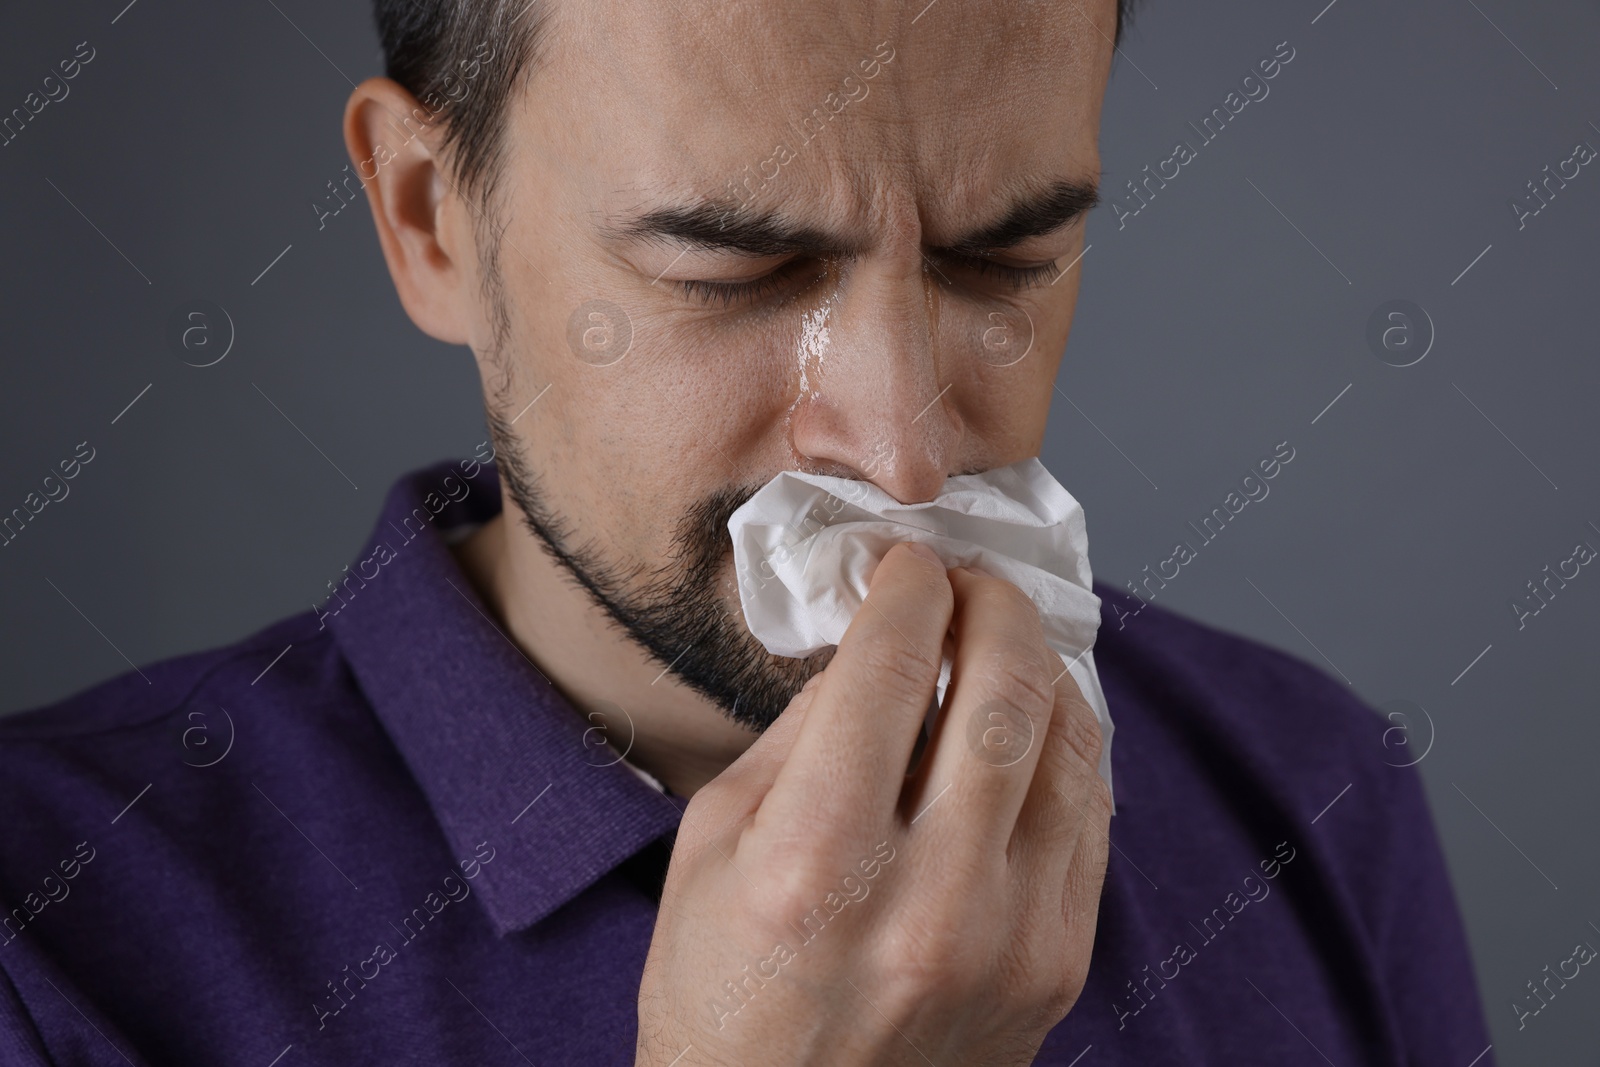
<box><xmin>787</xmin><ymin>259</ymin><xmax>962</xmax><ymax>504</ymax></box>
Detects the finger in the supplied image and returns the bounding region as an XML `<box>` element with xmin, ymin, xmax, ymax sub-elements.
<box><xmin>761</xmin><ymin>541</ymin><xmax>953</xmax><ymax>830</ymax></box>
<box><xmin>903</xmin><ymin>566</ymin><xmax>1059</xmax><ymax>854</ymax></box>
<box><xmin>1009</xmin><ymin>664</ymin><xmax>1110</xmax><ymax>890</ymax></box>
<box><xmin>691</xmin><ymin>671</ymin><xmax>824</xmax><ymax>829</ymax></box>
<box><xmin>667</xmin><ymin>678</ymin><xmax>829</xmax><ymax>881</ymax></box>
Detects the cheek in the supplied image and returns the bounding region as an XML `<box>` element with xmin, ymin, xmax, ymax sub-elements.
<box><xmin>523</xmin><ymin>309</ymin><xmax>798</xmax><ymax>558</ymax></box>
<box><xmin>958</xmin><ymin>289</ymin><xmax>1074</xmax><ymax>452</ymax></box>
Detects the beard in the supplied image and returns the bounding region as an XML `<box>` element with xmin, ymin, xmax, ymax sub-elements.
<box><xmin>485</xmin><ymin>410</ymin><xmax>832</xmax><ymax>733</ymax></box>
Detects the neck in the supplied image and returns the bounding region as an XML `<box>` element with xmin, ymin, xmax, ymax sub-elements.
<box><xmin>450</xmin><ymin>511</ymin><xmax>758</xmax><ymax>798</ymax></box>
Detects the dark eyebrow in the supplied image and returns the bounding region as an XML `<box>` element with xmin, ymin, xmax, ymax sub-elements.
<box><xmin>941</xmin><ymin>178</ymin><xmax>1100</xmax><ymax>256</ymax></box>
<box><xmin>601</xmin><ymin>201</ymin><xmax>862</xmax><ymax>259</ymax></box>
<box><xmin>600</xmin><ymin>176</ymin><xmax>1099</xmax><ymax>260</ymax></box>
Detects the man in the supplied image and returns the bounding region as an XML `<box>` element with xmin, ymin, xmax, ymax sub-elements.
<box><xmin>0</xmin><ymin>0</ymin><xmax>1494</xmax><ymax>1064</ymax></box>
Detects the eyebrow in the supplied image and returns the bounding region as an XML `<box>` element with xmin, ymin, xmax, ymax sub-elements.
<box><xmin>601</xmin><ymin>177</ymin><xmax>1100</xmax><ymax>260</ymax></box>
<box><xmin>944</xmin><ymin>178</ymin><xmax>1100</xmax><ymax>256</ymax></box>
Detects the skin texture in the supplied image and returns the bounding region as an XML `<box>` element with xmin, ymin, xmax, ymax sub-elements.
<box><xmin>636</xmin><ymin>547</ymin><xmax>1112</xmax><ymax>1064</ymax></box>
<box><xmin>346</xmin><ymin>0</ymin><xmax>1117</xmax><ymax>1061</ymax></box>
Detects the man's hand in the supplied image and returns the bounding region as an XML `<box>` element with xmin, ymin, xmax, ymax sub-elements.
<box><xmin>636</xmin><ymin>541</ymin><xmax>1111</xmax><ymax>1066</ymax></box>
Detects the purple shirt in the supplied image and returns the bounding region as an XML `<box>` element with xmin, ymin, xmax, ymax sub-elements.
<box><xmin>0</xmin><ymin>460</ymin><xmax>1493</xmax><ymax>1066</ymax></box>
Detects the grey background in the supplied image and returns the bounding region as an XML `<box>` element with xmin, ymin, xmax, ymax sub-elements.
<box><xmin>1</xmin><ymin>0</ymin><xmax>1595</xmax><ymax>1061</ymax></box>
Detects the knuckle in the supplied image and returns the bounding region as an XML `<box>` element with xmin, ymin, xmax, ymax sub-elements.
<box><xmin>1081</xmin><ymin>773</ymin><xmax>1114</xmax><ymax>825</ymax></box>
<box><xmin>1022</xmin><ymin>910</ymin><xmax>1089</xmax><ymax>1017</ymax></box>
<box><xmin>1029</xmin><ymin>779</ymin><xmax>1080</xmax><ymax>845</ymax></box>
<box><xmin>873</xmin><ymin>918</ymin><xmax>972</xmax><ymax>999</ymax></box>
<box><xmin>680</xmin><ymin>781</ymin><xmax>731</xmax><ymax>832</ymax></box>
<box><xmin>858</xmin><ymin>637</ymin><xmax>937</xmax><ymax>704</ymax></box>
<box><xmin>1052</xmin><ymin>696</ymin><xmax>1105</xmax><ymax>775</ymax></box>
<box><xmin>756</xmin><ymin>848</ymin><xmax>834</xmax><ymax>920</ymax></box>
<box><xmin>1030</xmin><ymin>968</ymin><xmax>1080</xmax><ymax>1027</ymax></box>
<box><xmin>1053</xmin><ymin>950</ymin><xmax>1092</xmax><ymax>1010</ymax></box>
<box><xmin>983</xmin><ymin>650</ymin><xmax>1057</xmax><ymax>723</ymax></box>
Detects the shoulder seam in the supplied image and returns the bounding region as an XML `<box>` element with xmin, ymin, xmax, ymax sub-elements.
<box><xmin>0</xmin><ymin>615</ymin><xmax>333</xmax><ymax>744</ymax></box>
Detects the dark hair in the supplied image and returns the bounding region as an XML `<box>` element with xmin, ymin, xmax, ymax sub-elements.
<box><xmin>374</xmin><ymin>0</ymin><xmax>552</xmax><ymax>212</ymax></box>
<box><xmin>374</xmin><ymin>0</ymin><xmax>1137</xmax><ymax>211</ymax></box>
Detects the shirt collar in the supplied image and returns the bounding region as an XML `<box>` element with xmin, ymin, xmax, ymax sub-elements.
<box><xmin>326</xmin><ymin>458</ymin><xmax>686</xmax><ymax>936</ymax></box>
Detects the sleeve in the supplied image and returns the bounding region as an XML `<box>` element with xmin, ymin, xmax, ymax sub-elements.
<box><xmin>1371</xmin><ymin>763</ymin><xmax>1497</xmax><ymax>1067</ymax></box>
<box><xmin>0</xmin><ymin>941</ymin><xmax>153</xmax><ymax>1067</ymax></box>
<box><xmin>0</xmin><ymin>953</ymin><xmax>55</xmax><ymax>1066</ymax></box>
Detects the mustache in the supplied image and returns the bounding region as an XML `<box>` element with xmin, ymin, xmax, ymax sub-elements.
<box><xmin>487</xmin><ymin>406</ymin><xmax>834</xmax><ymax>732</ymax></box>
<box><xmin>670</xmin><ymin>481</ymin><xmax>768</xmax><ymax>576</ymax></box>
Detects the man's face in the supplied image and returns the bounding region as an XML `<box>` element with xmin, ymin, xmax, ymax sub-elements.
<box><xmin>462</xmin><ymin>0</ymin><xmax>1116</xmax><ymax>731</ymax></box>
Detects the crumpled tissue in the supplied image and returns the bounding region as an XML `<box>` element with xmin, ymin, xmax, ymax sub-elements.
<box><xmin>727</xmin><ymin>458</ymin><xmax>1114</xmax><ymax>804</ymax></box>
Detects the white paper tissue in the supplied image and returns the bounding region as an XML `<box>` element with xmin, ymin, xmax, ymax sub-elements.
<box><xmin>727</xmin><ymin>458</ymin><xmax>1114</xmax><ymax>802</ymax></box>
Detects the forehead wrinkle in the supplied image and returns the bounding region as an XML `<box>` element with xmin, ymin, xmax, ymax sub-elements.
<box><xmin>568</xmin><ymin>0</ymin><xmax>1111</xmax><ymax>266</ymax></box>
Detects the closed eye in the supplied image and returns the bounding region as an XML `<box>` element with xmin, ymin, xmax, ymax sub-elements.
<box><xmin>952</xmin><ymin>255</ymin><xmax>1060</xmax><ymax>289</ymax></box>
<box><xmin>674</xmin><ymin>253</ymin><xmax>1061</xmax><ymax>307</ymax></box>
<box><xmin>675</xmin><ymin>261</ymin><xmax>825</xmax><ymax>308</ymax></box>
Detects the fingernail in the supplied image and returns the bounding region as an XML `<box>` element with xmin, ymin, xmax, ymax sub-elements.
<box><xmin>903</xmin><ymin>541</ymin><xmax>942</xmax><ymax>565</ymax></box>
